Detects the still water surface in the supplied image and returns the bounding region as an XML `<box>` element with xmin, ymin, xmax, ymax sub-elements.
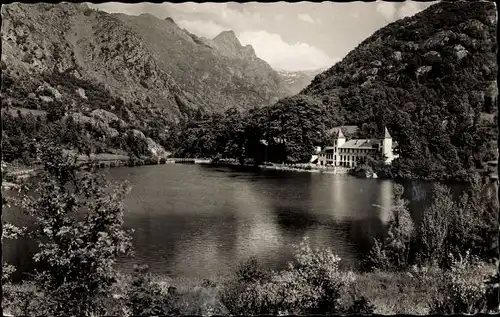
<box><xmin>4</xmin><ymin>164</ymin><xmax>437</xmax><ymax>280</ymax></box>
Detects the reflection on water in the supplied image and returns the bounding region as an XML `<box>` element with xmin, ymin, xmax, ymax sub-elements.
<box><xmin>4</xmin><ymin>164</ymin><xmax>443</xmax><ymax>280</ymax></box>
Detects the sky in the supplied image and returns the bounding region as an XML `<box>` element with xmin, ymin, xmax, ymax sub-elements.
<box><xmin>90</xmin><ymin>1</ymin><xmax>437</xmax><ymax>71</ymax></box>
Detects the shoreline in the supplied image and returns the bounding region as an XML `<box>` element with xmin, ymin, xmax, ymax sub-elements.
<box><xmin>206</xmin><ymin>159</ymin><xmax>353</xmax><ymax>174</ymax></box>
<box><xmin>3</xmin><ymin>155</ymin><xmax>496</xmax><ymax>189</ymax></box>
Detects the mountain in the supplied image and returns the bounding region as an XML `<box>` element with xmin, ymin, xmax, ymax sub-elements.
<box><xmin>1</xmin><ymin>3</ymin><xmax>291</xmax><ymax>162</ymax></box>
<box><xmin>297</xmin><ymin>0</ymin><xmax>498</xmax><ymax>181</ymax></box>
<box><xmin>111</xmin><ymin>13</ymin><xmax>290</xmax><ymax>111</ymax></box>
<box><xmin>276</xmin><ymin>68</ymin><xmax>326</xmax><ymax>95</ymax></box>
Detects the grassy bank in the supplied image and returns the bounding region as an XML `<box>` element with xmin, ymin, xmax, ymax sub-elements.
<box><xmin>140</xmin><ymin>261</ymin><xmax>495</xmax><ymax>315</ymax></box>
<box><xmin>4</xmin><ymin>252</ymin><xmax>496</xmax><ymax>316</ymax></box>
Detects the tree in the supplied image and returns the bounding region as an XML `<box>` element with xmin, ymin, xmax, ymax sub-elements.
<box><xmin>263</xmin><ymin>95</ymin><xmax>327</xmax><ymax>163</ymax></box>
<box><xmin>367</xmin><ymin>184</ymin><xmax>415</xmax><ymax>270</ymax></box>
<box><xmin>11</xmin><ymin>142</ymin><xmax>133</xmax><ymax>315</ymax></box>
<box><xmin>416</xmin><ymin>184</ymin><xmax>453</xmax><ymax>267</ymax></box>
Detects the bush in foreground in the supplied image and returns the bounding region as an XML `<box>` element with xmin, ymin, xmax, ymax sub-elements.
<box><xmin>367</xmin><ymin>184</ymin><xmax>415</xmax><ymax>271</ymax></box>
<box><xmin>126</xmin><ymin>264</ymin><xmax>177</xmax><ymax>316</ymax></box>
<box><xmin>220</xmin><ymin>237</ymin><xmax>359</xmax><ymax>315</ymax></box>
<box><xmin>429</xmin><ymin>253</ymin><xmax>489</xmax><ymax>314</ymax></box>
<box><xmin>4</xmin><ymin>143</ymin><xmax>133</xmax><ymax>316</ymax></box>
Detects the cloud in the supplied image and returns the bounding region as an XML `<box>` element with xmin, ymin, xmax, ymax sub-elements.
<box><xmin>165</xmin><ymin>3</ymin><xmax>263</xmax><ymax>30</ymax></box>
<box><xmin>237</xmin><ymin>30</ymin><xmax>336</xmax><ymax>71</ymax></box>
<box><xmin>88</xmin><ymin>2</ymin><xmax>149</xmax><ymax>16</ymax></box>
<box><xmin>177</xmin><ymin>19</ymin><xmax>226</xmax><ymax>39</ymax></box>
<box><xmin>375</xmin><ymin>1</ymin><xmax>397</xmax><ymax>22</ymax></box>
<box><xmin>297</xmin><ymin>13</ymin><xmax>315</xmax><ymax>24</ymax></box>
<box><xmin>376</xmin><ymin>1</ymin><xmax>436</xmax><ymax>22</ymax></box>
<box><xmin>274</xmin><ymin>14</ymin><xmax>285</xmax><ymax>22</ymax></box>
<box><xmin>396</xmin><ymin>1</ymin><xmax>427</xmax><ymax>19</ymax></box>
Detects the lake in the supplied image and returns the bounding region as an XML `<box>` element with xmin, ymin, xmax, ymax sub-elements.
<box><xmin>3</xmin><ymin>164</ymin><xmax>440</xmax><ymax>281</ymax></box>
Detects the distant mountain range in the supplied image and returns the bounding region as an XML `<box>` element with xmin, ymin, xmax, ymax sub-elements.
<box><xmin>275</xmin><ymin>68</ymin><xmax>327</xmax><ymax>95</ymax></box>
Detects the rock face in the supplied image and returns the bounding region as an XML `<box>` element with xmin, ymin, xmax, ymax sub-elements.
<box><xmin>300</xmin><ymin>1</ymin><xmax>497</xmax><ymax>181</ymax></box>
<box><xmin>1</xmin><ymin>2</ymin><xmax>295</xmax><ymax>161</ymax></box>
<box><xmin>1</xmin><ymin>3</ymin><xmax>192</xmax><ymax>123</ymax></box>
<box><xmin>112</xmin><ymin>12</ymin><xmax>291</xmax><ymax>112</ymax></box>
<box><xmin>1</xmin><ymin>3</ymin><xmax>291</xmax><ymax>120</ymax></box>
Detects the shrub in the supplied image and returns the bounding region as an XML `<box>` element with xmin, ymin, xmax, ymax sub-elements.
<box><xmin>277</xmin><ymin>237</ymin><xmax>355</xmax><ymax>314</ymax></box>
<box><xmin>126</xmin><ymin>264</ymin><xmax>173</xmax><ymax>316</ymax></box>
<box><xmin>220</xmin><ymin>237</ymin><xmax>355</xmax><ymax>315</ymax></box>
<box><xmin>429</xmin><ymin>253</ymin><xmax>489</xmax><ymax>314</ymax></box>
<box><xmin>485</xmin><ymin>270</ymin><xmax>500</xmax><ymax>312</ymax></box>
<box><xmin>235</xmin><ymin>257</ymin><xmax>270</xmax><ymax>284</ymax></box>
<box><xmin>420</xmin><ymin>179</ymin><xmax>499</xmax><ymax>268</ymax></box>
<box><xmin>346</xmin><ymin>295</ymin><xmax>376</xmax><ymax>315</ymax></box>
<box><xmin>10</xmin><ymin>143</ymin><xmax>133</xmax><ymax>315</ymax></box>
<box><xmin>416</xmin><ymin>184</ymin><xmax>453</xmax><ymax>267</ymax></box>
<box><xmin>177</xmin><ymin>280</ymin><xmax>228</xmax><ymax>315</ymax></box>
<box><xmin>219</xmin><ymin>257</ymin><xmax>273</xmax><ymax>315</ymax></box>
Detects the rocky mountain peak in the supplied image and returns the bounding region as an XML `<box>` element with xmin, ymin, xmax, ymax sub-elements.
<box><xmin>213</xmin><ymin>30</ymin><xmax>241</xmax><ymax>46</ymax></box>
<box><xmin>212</xmin><ymin>30</ymin><xmax>258</xmax><ymax>60</ymax></box>
<box><xmin>243</xmin><ymin>44</ymin><xmax>256</xmax><ymax>56</ymax></box>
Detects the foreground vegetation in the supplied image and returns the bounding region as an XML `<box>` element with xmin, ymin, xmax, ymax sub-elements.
<box><xmin>2</xmin><ymin>144</ymin><xmax>499</xmax><ymax>315</ymax></box>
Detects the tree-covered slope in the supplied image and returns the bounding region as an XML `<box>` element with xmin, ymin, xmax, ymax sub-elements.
<box><xmin>302</xmin><ymin>0</ymin><xmax>497</xmax><ymax>181</ymax></box>
<box><xmin>1</xmin><ymin>3</ymin><xmax>291</xmax><ymax>164</ymax></box>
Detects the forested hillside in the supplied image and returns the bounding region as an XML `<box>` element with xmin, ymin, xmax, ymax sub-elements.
<box><xmin>300</xmin><ymin>0</ymin><xmax>497</xmax><ymax>181</ymax></box>
<box><xmin>174</xmin><ymin>1</ymin><xmax>497</xmax><ymax>182</ymax></box>
<box><xmin>1</xmin><ymin>3</ymin><xmax>291</xmax><ymax>164</ymax></box>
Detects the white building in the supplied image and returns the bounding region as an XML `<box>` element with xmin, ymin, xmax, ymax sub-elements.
<box><xmin>317</xmin><ymin>126</ymin><xmax>398</xmax><ymax>168</ymax></box>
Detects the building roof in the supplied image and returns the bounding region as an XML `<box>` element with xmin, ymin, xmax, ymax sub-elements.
<box><xmin>340</xmin><ymin>139</ymin><xmax>381</xmax><ymax>149</ymax></box>
<box><xmin>384</xmin><ymin>126</ymin><xmax>392</xmax><ymax>138</ymax></box>
<box><xmin>327</xmin><ymin>125</ymin><xmax>359</xmax><ymax>137</ymax></box>
<box><xmin>337</xmin><ymin>128</ymin><xmax>345</xmax><ymax>138</ymax></box>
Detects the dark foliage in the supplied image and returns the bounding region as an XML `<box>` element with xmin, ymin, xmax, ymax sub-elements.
<box><xmin>4</xmin><ymin>143</ymin><xmax>133</xmax><ymax>315</ymax></box>
<box><xmin>302</xmin><ymin>1</ymin><xmax>497</xmax><ymax>182</ymax></box>
<box><xmin>367</xmin><ymin>179</ymin><xmax>498</xmax><ymax>271</ymax></box>
<box><xmin>175</xmin><ymin>95</ymin><xmax>328</xmax><ymax>164</ymax></box>
<box><xmin>127</xmin><ymin>264</ymin><xmax>178</xmax><ymax>316</ymax></box>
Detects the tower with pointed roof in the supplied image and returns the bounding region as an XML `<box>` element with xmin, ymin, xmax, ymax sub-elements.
<box><xmin>335</xmin><ymin>127</ymin><xmax>346</xmax><ymax>147</ymax></box>
<box><xmin>382</xmin><ymin>126</ymin><xmax>394</xmax><ymax>165</ymax></box>
<box><xmin>333</xmin><ymin>128</ymin><xmax>345</xmax><ymax>166</ymax></box>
